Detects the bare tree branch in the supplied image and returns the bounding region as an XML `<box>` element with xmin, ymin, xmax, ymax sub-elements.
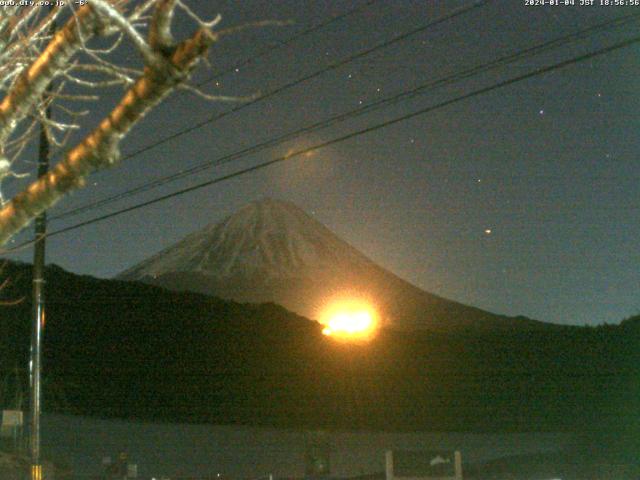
<box><xmin>0</xmin><ymin>1</ymin><xmax>278</xmax><ymax>246</ymax></box>
<box><xmin>0</xmin><ymin>4</ymin><xmax>106</xmax><ymax>147</ymax></box>
<box><xmin>150</xmin><ymin>0</ymin><xmax>177</xmax><ymax>50</ymax></box>
<box><xmin>0</xmin><ymin>17</ymin><xmax>217</xmax><ymax>244</ymax></box>
<box><xmin>177</xmin><ymin>82</ymin><xmax>259</xmax><ymax>102</ymax></box>
<box><xmin>90</xmin><ymin>0</ymin><xmax>162</xmax><ymax>68</ymax></box>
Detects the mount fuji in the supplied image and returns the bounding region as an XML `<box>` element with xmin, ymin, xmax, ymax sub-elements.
<box><xmin>118</xmin><ymin>198</ymin><xmax>545</xmax><ymax>331</ymax></box>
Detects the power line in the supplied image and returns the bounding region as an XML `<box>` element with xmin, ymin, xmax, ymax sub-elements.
<box><xmin>34</xmin><ymin>33</ymin><xmax>640</xmax><ymax>244</ymax></box>
<box><xmin>51</xmin><ymin>10</ymin><xmax>640</xmax><ymax>221</ymax></box>
<box><xmin>44</xmin><ymin>2</ymin><xmax>382</xmax><ymax>222</ymax></box>
<box><xmin>194</xmin><ymin>0</ymin><xmax>379</xmax><ymax>88</ymax></box>
<box><xmin>109</xmin><ymin>1</ymin><xmax>491</xmax><ymax>164</ymax></box>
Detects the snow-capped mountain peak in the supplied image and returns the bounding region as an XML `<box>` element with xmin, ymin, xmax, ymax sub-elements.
<box><xmin>119</xmin><ymin>198</ymin><xmax>543</xmax><ymax>331</ymax></box>
<box><xmin>120</xmin><ymin>198</ymin><xmax>376</xmax><ymax>283</ymax></box>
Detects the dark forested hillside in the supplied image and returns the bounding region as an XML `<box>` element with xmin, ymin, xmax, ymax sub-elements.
<box><xmin>0</xmin><ymin>261</ymin><xmax>638</xmax><ymax>443</ymax></box>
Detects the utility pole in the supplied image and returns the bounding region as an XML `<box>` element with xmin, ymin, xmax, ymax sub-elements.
<box><xmin>29</xmin><ymin>99</ymin><xmax>50</xmax><ymax>480</ymax></box>
<box><xmin>30</xmin><ymin>8</ymin><xmax>55</xmax><ymax>469</ymax></box>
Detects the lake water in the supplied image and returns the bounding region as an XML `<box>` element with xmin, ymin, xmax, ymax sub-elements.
<box><xmin>38</xmin><ymin>414</ymin><xmax>576</xmax><ymax>479</ymax></box>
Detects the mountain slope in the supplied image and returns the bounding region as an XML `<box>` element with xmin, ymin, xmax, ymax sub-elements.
<box><xmin>119</xmin><ymin>199</ymin><xmax>545</xmax><ymax>331</ymax></box>
<box><xmin>1</xmin><ymin>260</ymin><xmax>638</xmax><ymax>434</ymax></box>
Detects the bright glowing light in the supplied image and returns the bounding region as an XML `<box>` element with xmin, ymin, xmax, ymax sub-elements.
<box><xmin>320</xmin><ymin>298</ymin><xmax>378</xmax><ymax>340</ymax></box>
<box><xmin>323</xmin><ymin>311</ymin><xmax>373</xmax><ymax>335</ymax></box>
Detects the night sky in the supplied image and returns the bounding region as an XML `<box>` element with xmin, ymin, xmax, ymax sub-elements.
<box><xmin>4</xmin><ymin>0</ymin><xmax>640</xmax><ymax>326</ymax></box>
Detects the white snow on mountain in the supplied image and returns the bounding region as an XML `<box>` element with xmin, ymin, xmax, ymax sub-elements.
<box><xmin>120</xmin><ymin>198</ymin><xmax>378</xmax><ymax>283</ymax></box>
<box><xmin>119</xmin><ymin>198</ymin><xmax>545</xmax><ymax>331</ymax></box>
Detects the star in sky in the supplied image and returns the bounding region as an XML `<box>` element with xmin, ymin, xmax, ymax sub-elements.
<box><xmin>15</xmin><ymin>0</ymin><xmax>636</xmax><ymax>327</ymax></box>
